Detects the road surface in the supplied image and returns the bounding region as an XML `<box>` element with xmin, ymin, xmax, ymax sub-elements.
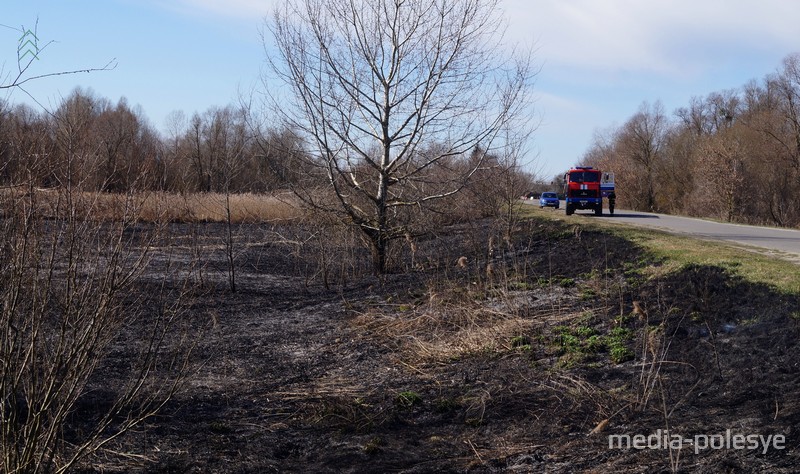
<box><xmin>529</xmin><ymin>200</ymin><xmax>800</xmax><ymax>262</ymax></box>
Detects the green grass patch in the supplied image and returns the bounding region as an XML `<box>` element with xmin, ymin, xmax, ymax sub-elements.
<box><xmin>509</xmin><ymin>335</ymin><xmax>532</xmax><ymax>351</ymax></box>
<box><xmin>605</xmin><ymin>327</ymin><xmax>635</xmax><ymax>363</ymax></box>
<box><xmin>552</xmin><ymin>324</ymin><xmax>634</xmax><ymax>365</ymax></box>
<box><xmin>611</xmin><ymin>227</ymin><xmax>800</xmax><ymax>294</ymax></box>
<box><xmin>395</xmin><ymin>391</ymin><xmax>423</xmax><ymax>408</ymax></box>
<box><xmin>523</xmin><ymin>205</ymin><xmax>800</xmax><ymax>295</ymax></box>
<box><xmin>558</xmin><ymin>277</ymin><xmax>576</xmax><ymax>288</ymax></box>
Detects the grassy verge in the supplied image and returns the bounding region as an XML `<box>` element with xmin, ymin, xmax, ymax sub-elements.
<box><xmin>522</xmin><ymin>204</ymin><xmax>800</xmax><ymax>294</ymax></box>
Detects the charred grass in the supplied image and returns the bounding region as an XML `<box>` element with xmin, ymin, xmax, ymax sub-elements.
<box><xmin>74</xmin><ymin>212</ymin><xmax>800</xmax><ymax>473</ymax></box>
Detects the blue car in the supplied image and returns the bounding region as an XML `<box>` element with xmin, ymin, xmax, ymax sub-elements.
<box><xmin>539</xmin><ymin>192</ymin><xmax>560</xmax><ymax>209</ymax></box>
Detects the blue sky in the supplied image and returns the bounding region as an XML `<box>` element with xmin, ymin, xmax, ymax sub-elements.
<box><xmin>3</xmin><ymin>0</ymin><xmax>800</xmax><ymax>180</ymax></box>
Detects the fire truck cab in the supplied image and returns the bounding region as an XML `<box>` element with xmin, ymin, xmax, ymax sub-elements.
<box><xmin>564</xmin><ymin>166</ymin><xmax>614</xmax><ymax>216</ymax></box>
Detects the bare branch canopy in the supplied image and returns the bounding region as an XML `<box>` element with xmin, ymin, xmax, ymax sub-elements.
<box><xmin>264</xmin><ymin>0</ymin><xmax>536</xmax><ymax>273</ymax></box>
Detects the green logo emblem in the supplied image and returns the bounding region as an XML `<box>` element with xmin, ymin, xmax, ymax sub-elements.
<box><xmin>18</xmin><ymin>28</ymin><xmax>40</xmax><ymax>61</ymax></box>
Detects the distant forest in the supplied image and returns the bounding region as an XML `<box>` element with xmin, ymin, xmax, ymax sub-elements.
<box><xmin>0</xmin><ymin>91</ymin><xmax>313</xmax><ymax>195</ymax></box>
<box><xmin>4</xmin><ymin>54</ymin><xmax>800</xmax><ymax>228</ymax></box>
<box><xmin>583</xmin><ymin>53</ymin><xmax>800</xmax><ymax>228</ymax></box>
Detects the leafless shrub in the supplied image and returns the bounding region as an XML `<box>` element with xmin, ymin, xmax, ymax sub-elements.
<box><xmin>0</xmin><ymin>181</ymin><xmax>202</xmax><ymax>472</ymax></box>
<box><xmin>0</xmin><ymin>30</ymin><xmax>207</xmax><ymax>472</ymax></box>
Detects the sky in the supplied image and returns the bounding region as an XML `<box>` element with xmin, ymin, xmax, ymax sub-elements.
<box><xmin>3</xmin><ymin>0</ymin><xmax>800</xmax><ymax>180</ymax></box>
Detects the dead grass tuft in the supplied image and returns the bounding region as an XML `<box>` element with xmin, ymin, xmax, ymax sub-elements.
<box><xmin>353</xmin><ymin>288</ymin><xmax>537</xmax><ymax>363</ymax></box>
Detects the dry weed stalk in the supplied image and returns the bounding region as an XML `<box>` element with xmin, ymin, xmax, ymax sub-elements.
<box><xmin>549</xmin><ymin>374</ymin><xmax>617</xmax><ymax>420</ymax></box>
<box><xmin>629</xmin><ymin>296</ymin><xmax>703</xmax><ymax>473</ymax></box>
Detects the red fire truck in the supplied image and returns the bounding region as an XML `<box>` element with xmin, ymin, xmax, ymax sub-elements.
<box><xmin>564</xmin><ymin>166</ymin><xmax>615</xmax><ymax>216</ymax></box>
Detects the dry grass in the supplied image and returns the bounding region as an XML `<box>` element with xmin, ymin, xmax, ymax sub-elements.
<box><xmin>137</xmin><ymin>191</ymin><xmax>303</xmax><ymax>223</ymax></box>
<box><xmin>0</xmin><ymin>187</ymin><xmax>304</xmax><ymax>223</ymax></box>
<box><xmin>352</xmin><ymin>287</ymin><xmax>541</xmax><ymax>364</ymax></box>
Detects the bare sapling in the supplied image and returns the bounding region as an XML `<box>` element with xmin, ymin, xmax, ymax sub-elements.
<box><xmin>0</xmin><ymin>143</ymin><xmax>201</xmax><ymax>473</ymax></box>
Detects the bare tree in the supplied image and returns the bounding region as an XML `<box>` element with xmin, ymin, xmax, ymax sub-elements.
<box><xmin>0</xmin><ymin>102</ymin><xmax>200</xmax><ymax>470</ymax></box>
<box><xmin>615</xmin><ymin>101</ymin><xmax>669</xmax><ymax>212</ymax></box>
<box><xmin>694</xmin><ymin>131</ymin><xmax>746</xmax><ymax>221</ymax></box>
<box><xmin>656</xmin><ymin>126</ymin><xmax>697</xmax><ymax>214</ymax></box>
<box><xmin>464</xmin><ymin>131</ymin><xmax>536</xmax><ymax>244</ymax></box>
<box><xmin>215</xmin><ymin>106</ymin><xmax>252</xmax><ymax>293</ymax></box>
<box><xmin>744</xmin><ymin>56</ymin><xmax>800</xmax><ymax>226</ymax></box>
<box><xmin>162</xmin><ymin>110</ymin><xmax>191</xmax><ymax>192</ymax></box>
<box><xmin>92</xmin><ymin>97</ymin><xmax>157</xmax><ymax>192</ymax></box>
<box><xmin>765</xmin><ymin>55</ymin><xmax>800</xmax><ymax>173</ymax></box>
<box><xmin>265</xmin><ymin>0</ymin><xmax>535</xmax><ymax>274</ymax></box>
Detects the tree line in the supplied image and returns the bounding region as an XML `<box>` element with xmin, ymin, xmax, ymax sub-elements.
<box><xmin>582</xmin><ymin>53</ymin><xmax>800</xmax><ymax>228</ymax></box>
<box><xmin>0</xmin><ymin>86</ymin><xmax>533</xmax><ymax>205</ymax></box>
<box><xmin>0</xmin><ymin>88</ymin><xmax>315</xmax><ymax>194</ymax></box>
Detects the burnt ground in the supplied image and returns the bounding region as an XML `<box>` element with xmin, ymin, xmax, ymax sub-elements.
<box><xmin>77</xmin><ymin>217</ymin><xmax>800</xmax><ymax>473</ymax></box>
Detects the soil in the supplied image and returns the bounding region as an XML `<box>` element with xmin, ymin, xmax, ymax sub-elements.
<box><xmin>77</xmin><ymin>217</ymin><xmax>800</xmax><ymax>473</ymax></box>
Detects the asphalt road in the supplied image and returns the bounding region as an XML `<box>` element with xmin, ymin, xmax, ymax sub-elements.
<box><xmin>529</xmin><ymin>200</ymin><xmax>800</xmax><ymax>262</ymax></box>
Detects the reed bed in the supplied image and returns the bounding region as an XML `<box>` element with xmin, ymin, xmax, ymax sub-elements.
<box><xmin>0</xmin><ymin>187</ymin><xmax>304</xmax><ymax>223</ymax></box>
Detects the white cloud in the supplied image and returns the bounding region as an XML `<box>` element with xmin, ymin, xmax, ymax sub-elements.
<box><xmin>153</xmin><ymin>0</ymin><xmax>800</xmax><ymax>76</ymax></box>
<box><xmin>155</xmin><ymin>0</ymin><xmax>800</xmax><ymax>79</ymax></box>
<box><xmin>506</xmin><ymin>0</ymin><xmax>800</xmax><ymax>78</ymax></box>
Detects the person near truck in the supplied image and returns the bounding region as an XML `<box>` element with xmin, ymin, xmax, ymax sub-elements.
<box><xmin>607</xmin><ymin>191</ymin><xmax>616</xmax><ymax>215</ymax></box>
